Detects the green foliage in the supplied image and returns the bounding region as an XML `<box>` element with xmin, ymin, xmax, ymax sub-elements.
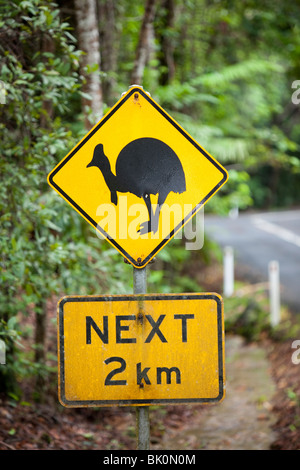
<box><xmin>104</xmin><ymin>0</ymin><xmax>300</xmax><ymax>211</ymax></box>
<box><xmin>207</xmin><ymin>169</ymin><xmax>253</xmax><ymax>215</ymax></box>
<box><xmin>152</xmin><ymin>1</ymin><xmax>300</xmax><ymax>211</ymax></box>
<box><xmin>148</xmin><ymin>238</ymin><xmax>202</xmax><ymax>294</ymax></box>
<box><xmin>224</xmin><ymin>294</ymin><xmax>270</xmax><ymax>342</ymax></box>
<box><xmin>0</xmin><ymin>0</ymin><xmax>131</xmax><ymax>395</ymax></box>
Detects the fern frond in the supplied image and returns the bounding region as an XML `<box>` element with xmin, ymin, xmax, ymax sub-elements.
<box><xmin>205</xmin><ymin>137</ymin><xmax>254</xmax><ymax>163</ymax></box>
<box><xmin>164</xmin><ymin>110</ymin><xmax>253</xmax><ymax>163</ymax></box>
<box><xmin>154</xmin><ymin>82</ymin><xmax>219</xmax><ymax>110</ymax></box>
<box><xmin>193</xmin><ymin>58</ymin><xmax>284</xmax><ymax>88</ymax></box>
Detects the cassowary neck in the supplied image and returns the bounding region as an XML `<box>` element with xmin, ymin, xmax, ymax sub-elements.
<box><xmin>98</xmin><ymin>158</ymin><xmax>118</xmax><ymax>191</ymax></box>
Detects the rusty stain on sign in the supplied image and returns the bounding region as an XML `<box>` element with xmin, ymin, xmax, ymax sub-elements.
<box><xmin>57</xmin><ymin>293</ymin><xmax>225</xmax><ymax>407</ymax></box>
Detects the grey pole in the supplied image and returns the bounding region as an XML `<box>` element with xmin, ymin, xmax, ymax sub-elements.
<box><xmin>133</xmin><ymin>266</ymin><xmax>150</xmax><ymax>450</ymax></box>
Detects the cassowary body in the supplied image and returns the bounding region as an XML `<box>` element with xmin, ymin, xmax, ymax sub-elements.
<box><xmin>87</xmin><ymin>137</ymin><xmax>186</xmax><ymax>234</ymax></box>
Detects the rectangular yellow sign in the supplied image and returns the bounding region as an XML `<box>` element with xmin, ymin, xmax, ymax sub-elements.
<box><xmin>58</xmin><ymin>293</ymin><xmax>225</xmax><ymax>407</ymax></box>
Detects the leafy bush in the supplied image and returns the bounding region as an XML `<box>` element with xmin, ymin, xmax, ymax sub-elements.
<box><xmin>0</xmin><ymin>0</ymin><xmax>131</xmax><ymax>397</ymax></box>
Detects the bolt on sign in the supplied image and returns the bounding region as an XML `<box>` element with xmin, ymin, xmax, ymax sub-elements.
<box><xmin>48</xmin><ymin>86</ymin><xmax>228</xmax><ymax>268</ymax></box>
<box><xmin>57</xmin><ymin>293</ymin><xmax>225</xmax><ymax>407</ymax></box>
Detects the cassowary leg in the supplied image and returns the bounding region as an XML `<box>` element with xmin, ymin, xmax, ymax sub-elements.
<box><xmin>111</xmin><ymin>190</ymin><xmax>118</xmax><ymax>205</ymax></box>
<box><xmin>138</xmin><ymin>194</ymin><xmax>154</xmax><ymax>235</ymax></box>
<box><xmin>151</xmin><ymin>193</ymin><xmax>167</xmax><ymax>234</ymax></box>
<box><xmin>151</xmin><ymin>201</ymin><xmax>164</xmax><ymax>234</ymax></box>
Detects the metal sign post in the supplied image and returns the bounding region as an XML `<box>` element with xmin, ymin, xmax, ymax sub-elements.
<box><xmin>133</xmin><ymin>266</ymin><xmax>150</xmax><ymax>450</ymax></box>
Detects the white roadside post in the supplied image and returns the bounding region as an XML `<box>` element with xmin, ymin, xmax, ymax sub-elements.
<box><xmin>223</xmin><ymin>246</ymin><xmax>234</xmax><ymax>297</ymax></box>
<box><xmin>269</xmin><ymin>260</ymin><xmax>280</xmax><ymax>327</ymax></box>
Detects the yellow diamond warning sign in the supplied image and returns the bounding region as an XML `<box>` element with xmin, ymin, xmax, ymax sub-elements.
<box><xmin>48</xmin><ymin>86</ymin><xmax>228</xmax><ymax>267</ymax></box>
<box><xmin>57</xmin><ymin>293</ymin><xmax>225</xmax><ymax>407</ymax></box>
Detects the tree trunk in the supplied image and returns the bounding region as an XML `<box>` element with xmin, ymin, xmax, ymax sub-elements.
<box><xmin>131</xmin><ymin>0</ymin><xmax>156</xmax><ymax>86</ymax></box>
<box><xmin>74</xmin><ymin>0</ymin><xmax>103</xmax><ymax>128</ymax></box>
<box><xmin>98</xmin><ymin>0</ymin><xmax>117</xmax><ymax>106</ymax></box>
<box><xmin>34</xmin><ymin>301</ymin><xmax>47</xmax><ymax>402</ymax></box>
<box><xmin>157</xmin><ymin>0</ymin><xmax>175</xmax><ymax>85</ymax></box>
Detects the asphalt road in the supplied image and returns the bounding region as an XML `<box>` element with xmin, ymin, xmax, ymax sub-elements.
<box><xmin>204</xmin><ymin>209</ymin><xmax>300</xmax><ymax>313</ymax></box>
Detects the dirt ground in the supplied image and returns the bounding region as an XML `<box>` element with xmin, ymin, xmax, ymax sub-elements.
<box><xmin>0</xmin><ymin>334</ymin><xmax>299</xmax><ymax>451</ymax></box>
<box><xmin>0</xmin><ymin>260</ymin><xmax>300</xmax><ymax>451</ymax></box>
<box><xmin>154</xmin><ymin>335</ymin><xmax>277</xmax><ymax>450</ymax></box>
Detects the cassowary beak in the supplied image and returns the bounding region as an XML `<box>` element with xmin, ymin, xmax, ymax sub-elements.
<box><xmin>86</xmin><ymin>160</ymin><xmax>93</xmax><ymax>168</ymax></box>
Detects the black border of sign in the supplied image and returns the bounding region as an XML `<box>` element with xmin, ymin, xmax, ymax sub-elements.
<box><xmin>58</xmin><ymin>293</ymin><xmax>225</xmax><ymax>407</ymax></box>
<box><xmin>48</xmin><ymin>87</ymin><xmax>228</xmax><ymax>268</ymax></box>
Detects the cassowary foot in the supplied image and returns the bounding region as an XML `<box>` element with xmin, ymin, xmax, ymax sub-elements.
<box><xmin>138</xmin><ymin>220</ymin><xmax>158</xmax><ymax>235</ymax></box>
<box><xmin>137</xmin><ymin>221</ymin><xmax>151</xmax><ymax>235</ymax></box>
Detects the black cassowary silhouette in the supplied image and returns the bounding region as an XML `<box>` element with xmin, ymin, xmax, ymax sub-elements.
<box><xmin>87</xmin><ymin>137</ymin><xmax>186</xmax><ymax>234</ymax></box>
